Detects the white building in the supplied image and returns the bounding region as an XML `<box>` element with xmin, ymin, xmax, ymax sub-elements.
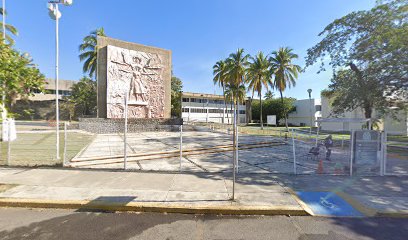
<box><xmin>320</xmin><ymin>97</ymin><xmax>407</xmax><ymax>135</ymax></box>
<box><xmin>181</xmin><ymin>92</ymin><xmax>249</xmax><ymax>124</ymax></box>
<box><xmin>287</xmin><ymin>98</ymin><xmax>322</xmax><ymax>127</ymax></box>
<box><xmin>29</xmin><ymin>79</ymin><xmax>74</xmax><ymax>101</ymax></box>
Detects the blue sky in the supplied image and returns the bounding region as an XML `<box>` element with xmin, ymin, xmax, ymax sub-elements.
<box><xmin>6</xmin><ymin>0</ymin><xmax>374</xmax><ymax>100</ymax></box>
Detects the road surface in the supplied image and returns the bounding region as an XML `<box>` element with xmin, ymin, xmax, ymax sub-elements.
<box><xmin>0</xmin><ymin>208</ymin><xmax>407</xmax><ymax>240</ymax></box>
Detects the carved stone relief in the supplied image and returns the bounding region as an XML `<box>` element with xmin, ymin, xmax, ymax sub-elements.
<box><xmin>106</xmin><ymin>45</ymin><xmax>165</xmax><ymax>118</ymax></box>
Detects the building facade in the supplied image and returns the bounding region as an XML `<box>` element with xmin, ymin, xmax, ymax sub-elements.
<box><xmin>28</xmin><ymin>79</ymin><xmax>74</xmax><ymax>101</ymax></box>
<box><xmin>287</xmin><ymin>98</ymin><xmax>322</xmax><ymax>127</ymax></box>
<box><xmin>320</xmin><ymin>97</ymin><xmax>408</xmax><ymax>135</ymax></box>
<box><xmin>181</xmin><ymin>92</ymin><xmax>249</xmax><ymax>124</ymax></box>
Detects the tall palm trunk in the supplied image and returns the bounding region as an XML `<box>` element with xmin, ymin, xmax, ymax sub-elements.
<box><xmin>260</xmin><ymin>93</ymin><xmax>263</xmax><ymax>130</ymax></box>
<box><xmin>230</xmin><ymin>101</ymin><xmax>233</xmax><ymax>125</ymax></box>
<box><xmin>280</xmin><ymin>90</ymin><xmax>289</xmax><ymax>131</ymax></box>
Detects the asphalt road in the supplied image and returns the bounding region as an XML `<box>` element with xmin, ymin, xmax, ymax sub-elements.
<box><xmin>0</xmin><ymin>208</ymin><xmax>407</xmax><ymax>240</ymax></box>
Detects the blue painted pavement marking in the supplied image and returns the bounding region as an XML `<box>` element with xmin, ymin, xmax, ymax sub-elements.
<box><xmin>296</xmin><ymin>191</ymin><xmax>364</xmax><ymax>217</ymax></box>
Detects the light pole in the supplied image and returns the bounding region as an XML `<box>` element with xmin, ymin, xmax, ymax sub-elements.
<box><xmin>307</xmin><ymin>89</ymin><xmax>313</xmax><ymax>136</ymax></box>
<box><xmin>47</xmin><ymin>0</ymin><xmax>73</xmax><ymax>160</ymax></box>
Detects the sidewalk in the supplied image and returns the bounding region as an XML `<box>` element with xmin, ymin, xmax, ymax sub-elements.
<box><xmin>0</xmin><ymin>167</ymin><xmax>306</xmax><ymax>215</ymax></box>
<box><xmin>0</xmin><ymin>167</ymin><xmax>407</xmax><ymax>216</ymax></box>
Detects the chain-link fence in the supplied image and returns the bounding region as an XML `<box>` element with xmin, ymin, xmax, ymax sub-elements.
<box><xmin>2</xmin><ymin>120</ymin><xmax>405</xmax><ymax>177</ymax></box>
<box><xmin>385</xmin><ymin>133</ymin><xmax>408</xmax><ymax>176</ymax></box>
<box><xmin>0</xmin><ymin>120</ymin><xmax>95</xmax><ymax>167</ymax></box>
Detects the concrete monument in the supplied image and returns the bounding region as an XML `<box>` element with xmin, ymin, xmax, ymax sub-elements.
<box><xmin>97</xmin><ymin>36</ymin><xmax>171</xmax><ymax>119</ymax></box>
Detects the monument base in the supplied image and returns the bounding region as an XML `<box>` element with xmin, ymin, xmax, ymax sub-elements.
<box><xmin>79</xmin><ymin>118</ymin><xmax>183</xmax><ymax>134</ymax></box>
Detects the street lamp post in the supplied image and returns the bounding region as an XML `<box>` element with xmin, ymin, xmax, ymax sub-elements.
<box><xmin>307</xmin><ymin>89</ymin><xmax>313</xmax><ymax>136</ymax></box>
<box><xmin>47</xmin><ymin>0</ymin><xmax>73</xmax><ymax>160</ymax></box>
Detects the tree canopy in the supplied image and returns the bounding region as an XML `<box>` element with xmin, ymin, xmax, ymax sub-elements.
<box><xmin>79</xmin><ymin>28</ymin><xmax>106</xmax><ymax>79</ymax></box>
<box><xmin>68</xmin><ymin>77</ymin><xmax>97</xmax><ymax>117</ymax></box>
<box><xmin>0</xmin><ymin>41</ymin><xmax>45</xmax><ymax>117</ymax></box>
<box><xmin>251</xmin><ymin>97</ymin><xmax>296</xmax><ymax>126</ymax></box>
<box><xmin>171</xmin><ymin>75</ymin><xmax>183</xmax><ymax>118</ymax></box>
<box><xmin>306</xmin><ymin>0</ymin><xmax>408</xmax><ymax>118</ymax></box>
<box><xmin>0</xmin><ymin>8</ymin><xmax>18</xmax><ymax>44</ymax></box>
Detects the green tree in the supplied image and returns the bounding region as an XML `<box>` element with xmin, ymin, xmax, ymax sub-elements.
<box><xmin>269</xmin><ymin>47</ymin><xmax>301</xmax><ymax>130</ymax></box>
<box><xmin>69</xmin><ymin>77</ymin><xmax>97</xmax><ymax>117</ymax></box>
<box><xmin>247</xmin><ymin>52</ymin><xmax>271</xmax><ymax>129</ymax></box>
<box><xmin>0</xmin><ymin>8</ymin><xmax>18</xmax><ymax>44</ymax></box>
<box><xmin>0</xmin><ymin>42</ymin><xmax>45</xmax><ymax>117</ymax></box>
<box><xmin>252</xmin><ymin>97</ymin><xmax>296</xmax><ymax>125</ymax></box>
<box><xmin>264</xmin><ymin>90</ymin><xmax>274</xmax><ymax>100</ymax></box>
<box><xmin>306</xmin><ymin>0</ymin><xmax>408</xmax><ymax>119</ymax></box>
<box><xmin>213</xmin><ymin>60</ymin><xmax>229</xmax><ymax>123</ymax></box>
<box><xmin>225</xmin><ymin>48</ymin><xmax>249</xmax><ymax>135</ymax></box>
<box><xmin>171</xmin><ymin>76</ymin><xmax>183</xmax><ymax>118</ymax></box>
<box><xmin>79</xmin><ymin>28</ymin><xmax>106</xmax><ymax>79</ymax></box>
<box><xmin>322</xmin><ymin>69</ymin><xmax>386</xmax><ymax>119</ymax></box>
<box><xmin>225</xmin><ymin>48</ymin><xmax>249</xmax><ymax>104</ymax></box>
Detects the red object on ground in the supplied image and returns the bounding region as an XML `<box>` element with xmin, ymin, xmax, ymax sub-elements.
<box><xmin>317</xmin><ymin>159</ymin><xmax>324</xmax><ymax>174</ymax></box>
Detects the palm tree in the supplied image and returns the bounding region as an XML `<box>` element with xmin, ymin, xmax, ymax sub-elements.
<box><xmin>224</xmin><ymin>83</ymin><xmax>246</xmax><ymax>127</ymax></box>
<box><xmin>213</xmin><ymin>60</ymin><xmax>228</xmax><ymax>124</ymax></box>
<box><xmin>269</xmin><ymin>47</ymin><xmax>301</xmax><ymax>131</ymax></box>
<box><xmin>79</xmin><ymin>28</ymin><xmax>106</xmax><ymax>79</ymax></box>
<box><xmin>0</xmin><ymin>8</ymin><xmax>18</xmax><ymax>44</ymax></box>
<box><xmin>247</xmin><ymin>52</ymin><xmax>271</xmax><ymax>129</ymax></box>
<box><xmin>264</xmin><ymin>90</ymin><xmax>274</xmax><ymax>100</ymax></box>
<box><xmin>225</xmin><ymin>48</ymin><xmax>249</xmax><ymax>126</ymax></box>
<box><xmin>225</xmin><ymin>48</ymin><xmax>249</xmax><ymax>88</ymax></box>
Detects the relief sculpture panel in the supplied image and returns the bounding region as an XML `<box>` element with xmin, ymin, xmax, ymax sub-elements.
<box><xmin>106</xmin><ymin>45</ymin><xmax>165</xmax><ymax>118</ymax></box>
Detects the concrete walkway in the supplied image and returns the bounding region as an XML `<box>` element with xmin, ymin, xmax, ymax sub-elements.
<box><xmin>0</xmin><ymin>167</ymin><xmax>407</xmax><ymax>216</ymax></box>
<box><xmin>0</xmin><ymin>167</ymin><xmax>305</xmax><ymax>215</ymax></box>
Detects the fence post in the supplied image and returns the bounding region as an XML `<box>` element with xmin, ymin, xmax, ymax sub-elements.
<box><xmin>123</xmin><ymin>93</ymin><xmax>128</xmax><ymax>170</ymax></box>
<box><xmin>63</xmin><ymin>122</ymin><xmax>67</xmax><ymax>166</ymax></box>
<box><xmin>350</xmin><ymin>130</ymin><xmax>354</xmax><ymax>176</ymax></box>
<box><xmin>236</xmin><ymin>126</ymin><xmax>239</xmax><ymax>173</ymax></box>
<box><xmin>179</xmin><ymin>125</ymin><xmax>183</xmax><ymax>172</ymax></box>
<box><xmin>7</xmin><ymin>120</ymin><xmax>11</xmax><ymax>166</ymax></box>
<box><xmin>383</xmin><ymin>131</ymin><xmax>387</xmax><ymax>176</ymax></box>
<box><xmin>341</xmin><ymin>136</ymin><xmax>344</xmax><ymax>149</ymax></box>
<box><xmin>292</xmin><ymin>129</ymin><xmax>297</xmax><ymax>174</ymax></box>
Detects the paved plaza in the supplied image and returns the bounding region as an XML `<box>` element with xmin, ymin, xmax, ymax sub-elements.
<box><xmin>68</xmin><ymin>129</ymin><xmax>407</xmax><ymax>176</ymax></box>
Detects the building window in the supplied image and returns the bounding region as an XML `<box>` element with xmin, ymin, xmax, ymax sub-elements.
<box><xmin>209</xmin><ymin>109</ymin><xmax>223</xmax><ymax>113</ymax></box>
<box><xmin>190</xmin><ymin>108</ymin><xmax>207</xmax><ymax>113</ymax></box>
<box><xmin>315</xmin><ymin>105</ymin><xmax>322</xmax><ymax>111</ymax></box>
<box><xmin>239</xmin><ymin>110</ymin><xmax>246</xmax><ymax>114</ymax></box>
<box><xmin>190</xmin><ymin>98</ymin><xmax>207</xmax><ymax>103</ymax></box>
<box><xmin>182</xmin><ymin>108</ymin><xmax>189</xmax><ymax>113</ymax></box>
<box><xmin>182</xmin><ymin>98</ymin><xmax>190</xmax><ymax>102</ymax></box>
<box><xmin>32</xmin><ymin>89</ymin><xmax>42</xmax><ymax>94</ymax></box>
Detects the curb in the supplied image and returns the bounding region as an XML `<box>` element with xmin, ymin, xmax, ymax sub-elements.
<box><xmin>0</xmin><ymin>198</ymin><xmax>310</xmax><ymax>216</ymax></box>
<box><xmin>336</xmin><ymin>192</ymin><xmax>408</xmax><ymax>218</ymax></box>
<box><xmin>285</xmin><ymin>188</ymin><xmax>315</xmax><ymax>216</ymax></box>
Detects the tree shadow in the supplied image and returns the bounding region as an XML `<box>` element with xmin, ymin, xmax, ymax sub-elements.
<box><xmin>0</xmin><ymin>211</ymin><xmax>194</xmax><ymax>240</ymax></box>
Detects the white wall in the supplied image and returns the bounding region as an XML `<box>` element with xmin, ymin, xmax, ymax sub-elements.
<box><xmin>287</xmin><ymin>99</ymin><xmax>322</xmax><ymax>127</ymax></box>
<box><xmin>320</xmin><ymin>96</ymin><xmax>408</xmax><ymax>134</ymax></box>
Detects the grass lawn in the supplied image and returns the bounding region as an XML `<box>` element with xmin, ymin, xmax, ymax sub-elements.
<box><xmin>0</xmin><ymin>131</ymin><xmax>94</xmax><ymax>167</ymax></box>
<box><xmin>238</xmin><ymin>125</ymin><xmax>350</xmax><ymax>141</ymax></box>
<box><xmin>388</xmin><ymin>135</ymin><xmax>408</xmax><ymax>143</ymax></box>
